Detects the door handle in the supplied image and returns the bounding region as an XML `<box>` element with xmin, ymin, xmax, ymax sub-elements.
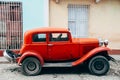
<box><xmin>48</xmin><ymin>44</ymin><xmax>54</xmax><ymax>46</ymax></box>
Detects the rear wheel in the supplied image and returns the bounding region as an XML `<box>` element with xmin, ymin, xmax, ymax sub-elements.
<box><xmin>21</xmin><ymin>57</ymin><xmax>42</xmax><ymax>76</ymax></box>
<box><xmin>88</xmin><ymin>56</ymin><xmax>109</xmax><ymax>75</ymax></box>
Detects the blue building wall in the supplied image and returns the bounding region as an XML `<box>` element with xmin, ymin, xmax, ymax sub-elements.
<box><xmin>2</xmin><ymin>0</ymin><xmax>45</xmax><ymax>33</ymax></box>
<box><xmin>23</xmin><ymin>0</ymin><xmax>45</xmax><ymax>33</ymax></box>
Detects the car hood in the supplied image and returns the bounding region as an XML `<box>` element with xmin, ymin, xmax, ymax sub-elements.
<box><xmin>72</xmin><ymin>38</ymin><xmax>99</xmax><ymax>45</ymax></box>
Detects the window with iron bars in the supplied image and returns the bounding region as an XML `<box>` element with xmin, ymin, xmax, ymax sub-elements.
<box><xmin>0</xmin><ymin>1</ymin><xmax>23</xmax><ymax>50</ymax></box>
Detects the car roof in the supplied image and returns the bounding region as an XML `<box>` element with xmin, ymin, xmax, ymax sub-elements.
<box><xmin>25</xmin><ymin>27</ymin><xmax>69</xmax><ymax>34</ymax></box>
<box><xmin>24</xmin><ymin>27</ymin><xmax>70</xmax><ymax>44</ymax></box>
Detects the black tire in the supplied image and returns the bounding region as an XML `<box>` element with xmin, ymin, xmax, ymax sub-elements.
<box><xmin>88</xmin><ymin>56</ymin><xmax>109</xmax><ymax>75</ymax></box>
<box><xmin>21</xmin><ymin>57</ymin><xmax>42</xmax><ymax>76</ymax></box>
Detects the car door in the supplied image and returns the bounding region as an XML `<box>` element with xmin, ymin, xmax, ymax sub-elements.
<box><xmin>32</xmin><ymin>33</ymin><xmax>48</xmax><ymax>59</ymax></box>
<box><xmin>48</xmin><ymin>32</ymin><xmax>72</xmax><ymax>61</ymax></box>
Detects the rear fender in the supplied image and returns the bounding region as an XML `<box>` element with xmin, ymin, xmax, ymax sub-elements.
<box><xmin>18</xmin><ymin>51</ymin><xmax>44</xmax><ymax>66</ymax></box>
<box><xmin>72</xmin><ymin>47</ymin><xmax>111</xmax><ymax>66</ymax></box>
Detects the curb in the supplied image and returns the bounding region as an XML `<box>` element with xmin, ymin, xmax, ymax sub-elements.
<box><xmin>0</xmin><ymin>61</ymin><xmax>10</xmax><ymax>64</ymax></box>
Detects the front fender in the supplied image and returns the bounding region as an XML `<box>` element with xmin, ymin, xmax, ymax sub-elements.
<box><xmin>18</xmin><ymin>51</ymin><xmax>44</xmax><ymax>66</ymax></box>
<box><xmin>72</xmin><ymin>47</ymin><xmax>111</xmax><ymax>66</ymax></box>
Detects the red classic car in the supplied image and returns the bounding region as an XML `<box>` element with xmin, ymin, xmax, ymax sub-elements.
<box><xmin>3</xmin><ymin>27</ymin><xmax>114</xmax><ymax>76</ymax></box>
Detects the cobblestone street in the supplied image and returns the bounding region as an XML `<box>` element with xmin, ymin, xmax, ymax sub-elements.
<box><xmin>0</xmin><ymin>56</ymin><xmax>120</xmax><ymax>80</ymax></box>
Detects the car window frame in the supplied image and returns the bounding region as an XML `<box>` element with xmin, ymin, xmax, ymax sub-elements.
<box><xmin>32</xmin><ymin>33</ymin><xmax>47</xmax><ymax>43</ymax></box>
<box><xmin>49</xmin><ymin>32</ymin><xmax>69</xmax><ymax>42</ymax></box>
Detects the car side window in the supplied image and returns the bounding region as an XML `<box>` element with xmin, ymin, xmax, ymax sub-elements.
<box><xmin>33</xmin><ymin>33</ymin><xmax>46</xmax><ymax>42</ymax></box>
<box><xmin>49</xmin><ymin>33</ymin><xmax>69</xmax><ymax>41</ymax></box>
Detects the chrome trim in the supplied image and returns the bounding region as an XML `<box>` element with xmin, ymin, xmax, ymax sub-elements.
<box><xmin>3</xmin><ymin>50</ymin><xmax>14</xmax><ymax>62</ymax></box>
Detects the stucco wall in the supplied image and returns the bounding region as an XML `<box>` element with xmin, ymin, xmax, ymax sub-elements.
<box><xmin>49</xmin><ymin>0</ymin><xmax>120</xmax><ymax>49</ymax></box>
<box><xmin>89</xmin><ymin>0</ymin><xmax>120</xmax><ymax>49</ymax></box>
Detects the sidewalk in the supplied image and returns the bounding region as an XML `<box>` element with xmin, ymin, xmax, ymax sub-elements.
<box><xmin>0</xmin><ymin>57</ymin><xmax>9</xmax><ymax>64</ymax></box>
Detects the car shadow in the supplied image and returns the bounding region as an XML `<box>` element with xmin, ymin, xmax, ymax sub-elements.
<box><xmin>6</xmin><ymin>64</ymin><xmax>120</xmax><ymax>77</ymax></box>
<box><xmin>41</xmin><ymin>65</ymin><xmax>90</xmax><ymax>75</ymax></box>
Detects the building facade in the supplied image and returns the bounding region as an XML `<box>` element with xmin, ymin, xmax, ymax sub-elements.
<box><xmin>44</xmin><ymin>0</ymin><xmax>120</xmax><ymax>49</ymax></box>
<box><xmin>0</xmin><ymin>0</ymin><xmax>119</xmax><ymax>55</ymax></box>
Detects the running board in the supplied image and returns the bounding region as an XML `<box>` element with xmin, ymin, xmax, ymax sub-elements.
<box><xmin>43</xmin><ymin>62</ymin><xmax>72</xmax><ymax>67</ymax></box>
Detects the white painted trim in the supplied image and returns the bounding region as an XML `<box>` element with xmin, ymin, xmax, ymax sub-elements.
<box><xmin>44</xmin><ymin>0</ymin><xmax>49</xmax><ymax>26</ymax></box>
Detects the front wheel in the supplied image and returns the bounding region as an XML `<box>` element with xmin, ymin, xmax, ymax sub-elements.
<box><xmin>21</xmin><ymin>57</ymin><xmax>42</xmax><ymax>76</ymax></box>
<box><xmin>88</xmin><ymin>56</ymin><xmax>109</xmax><ymax>75</ymax></box>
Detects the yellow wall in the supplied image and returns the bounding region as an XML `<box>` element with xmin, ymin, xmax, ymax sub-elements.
<box><xmin>49</xmin><ymin>0</ymin><xmax>120</xmax><ymax>49</ymax></box>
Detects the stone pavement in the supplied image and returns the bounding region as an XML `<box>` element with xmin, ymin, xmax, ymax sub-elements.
<box><xmin>110</xmin><ymin>55</ymin><xmax>120</xmax><ymax>61</ymax></box>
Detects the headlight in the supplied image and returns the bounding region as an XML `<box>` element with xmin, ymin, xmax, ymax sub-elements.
<box><xmin>104</xmin><ymin>40</ymin><xmax>109</xmax><ymax>46</ymax></box>
<box><xmin>99</xmin><ymin>39</ymin><xmax>104</xmax><ymax>46</ymax></box>
<box><xmin>99</xmin><ymin>39</ymin><xmax>109</xmax><ymax>47</ymax></box>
